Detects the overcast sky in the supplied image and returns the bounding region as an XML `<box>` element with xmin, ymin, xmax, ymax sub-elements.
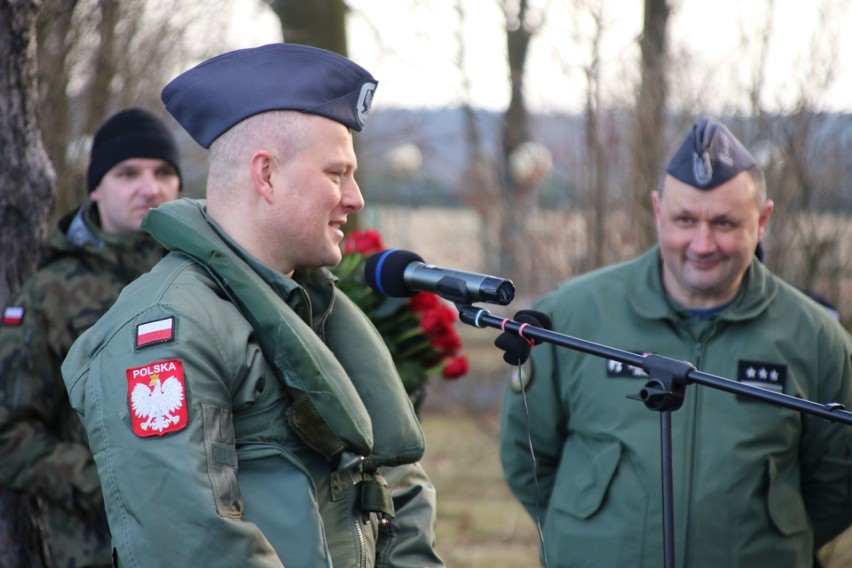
<box><xmin>229</xmin><ymin>0</ymin><xmax>852</xmax><ymax>114</ymax></box>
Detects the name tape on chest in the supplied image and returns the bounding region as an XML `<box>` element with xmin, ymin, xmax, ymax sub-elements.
<box><xmin>126</xmin><ymin>359</ymin><xmax>188</xmax><ymax>437</ymax></box>
<box><xmin>2</xmin><ymin>306</ymin><xmax>24</xmax><ymax>326</ymax></box>
<box><xmin>136</xmin><ymin>316</ymin><xmax>175</xmax><ymax>348</ymax></box>
<box><xmin>605</xmin><ymin>352</ymin><xmax>653</xmax><ymax>378</ymax></box>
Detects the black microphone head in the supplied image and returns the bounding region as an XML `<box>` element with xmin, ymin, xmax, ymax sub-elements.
<box><xmin>513</xmin><ymin>309</ymin><xmax>553</xmax><ymax>344</ymax></box>
<box><xmin>364</xmin><ymin>249</ymin><xmax>424</xmax><ymax>297</ymax></box>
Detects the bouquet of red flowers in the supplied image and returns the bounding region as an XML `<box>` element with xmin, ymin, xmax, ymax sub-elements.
<box><xmin>333</xmin><ymin>229</ymin><xmax>469</xmax><ymax>412</ymax></box>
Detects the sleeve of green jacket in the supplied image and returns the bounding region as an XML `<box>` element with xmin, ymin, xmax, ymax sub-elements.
<box><xmin>498</xmin><ymin>295</ymin><xmax>567</xmax><ymax>523</ymax></box>
<box><xmin>798</xmin><ymin>323</ymin><xmax>852</xmax><ymax>548</ymax></box>
<box><xmin>63</xmin><ymin>301</ymin><xmax>287</xmax><ymax>568</ymax></box>
<box><xmin>376</xmin><ymin>462</ymin><xmax>444</xmax><ymax>567</ymax></box>
<box><xmin>0</xmin><ymin>286</ymin><xmax>102</xmax><ymax>511</ymax></box>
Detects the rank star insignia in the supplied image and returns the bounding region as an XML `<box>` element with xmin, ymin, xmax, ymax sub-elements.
<box><xmin>737</xmin><ymin>359</ymin><xmax>787</xmax><ymax>397</ymax></box>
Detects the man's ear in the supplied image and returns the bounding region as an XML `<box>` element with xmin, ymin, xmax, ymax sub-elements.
<box><xmin>757</xmin><ymin>199</ymin><xmax>774</xmax><ymax>240</ymax></box>
<box><xmin>250</xmin><ymin>150</ymin><xmax>275</xmax><ymax>204</ymax></box>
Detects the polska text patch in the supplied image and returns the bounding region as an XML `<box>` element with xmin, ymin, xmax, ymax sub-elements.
<box><xmin>127</xmin><ymin>359</ymin><xmax>188</xmax><ymax>437</ymax></box>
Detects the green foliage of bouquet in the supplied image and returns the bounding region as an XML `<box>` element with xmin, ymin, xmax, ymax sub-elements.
<box><xmin>333</xmin><ymin>229</ymin><xmax>469</xmax><ymax>412</ymax></box>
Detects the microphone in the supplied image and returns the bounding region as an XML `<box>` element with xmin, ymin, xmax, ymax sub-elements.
<box><xmin>364</xmin><ymin>249</ymin><xmax>516</xmax><ymax>305</ymax></box>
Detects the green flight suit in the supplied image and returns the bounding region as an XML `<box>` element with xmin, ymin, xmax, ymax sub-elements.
<box><xmin>500</xmin><ymin>247</ymin><xmax>852</xmax><ymax>567</ymax></box>
<box><xmin>62</xmin><ymin>199</ymin><xmax>442</xmax><ymax>568</ymax></box>
<box><xmin>0</xmin><ymin>204</ymin><xmax>163</xmax><ymax>567</ymax></box>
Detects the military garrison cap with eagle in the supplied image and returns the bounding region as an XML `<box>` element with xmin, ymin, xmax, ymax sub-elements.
<box><xmin>665</xmin><ymin>116</ymin><xmax>758</xmax><ymax>190</ymax></box>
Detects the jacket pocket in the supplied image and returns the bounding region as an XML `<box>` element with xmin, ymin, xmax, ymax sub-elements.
<box><xmin>546</xmin><ymin>438</ymin><xmax>647</xmax><ymax>567</ymax></box>
<box><xmin>201</xmin><ymin>403</ymin><xmax>242</xmax><ymax>519</ymax></box>
<box><xmin>766</xmin><ymin>456</ymin><xmax>808</xmax><ymax>536</ymax></box>
<box><xmin>555</xmin><ymin>438</ymin><xmax>623</xmax><ymax>519</ymax></box>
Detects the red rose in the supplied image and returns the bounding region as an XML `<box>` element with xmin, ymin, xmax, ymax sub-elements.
<box><xmin>409</xmin><ymin>292</ymin><xmax>440</xmax><ymax>313</ymax></box>
<box><xmin>344</xmin><ymin>229</ymin><xmax>385</xmax><ymax>255</ymax></box>
<box><xmin>442</xmin><ymin>355</ymin><xmax>469</xmax><ymax>379</ymax></box>
<box><xmin>420</xmin><ymin>304</ymin><xmax>457</xmax><ymax>336</ymax></box>
<box><xmin>430</xmin><ymin>329</ymin><xmax>462</xmax><ymax>351</ymax></box>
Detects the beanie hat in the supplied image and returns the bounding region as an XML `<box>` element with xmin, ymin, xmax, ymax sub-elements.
<box><xmin>87</xmin><ymin>108</ymin><xmax>182</xmax><ymax>192</ymax></box>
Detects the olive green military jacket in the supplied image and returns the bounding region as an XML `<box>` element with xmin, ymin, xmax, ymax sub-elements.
<box><xmin>62</xmin><ymin>199</ymin><xmax>443</xmax><ymax>568</ymax></box>
<box><xmin>500</xmin><ymin>247</ymin><xmax>852</xmax><ymax>568</ymax></box>
<box><xmin>0</xmin><ymin>204</ymin><xmax>163</xmax><ymax>567</ymax></box>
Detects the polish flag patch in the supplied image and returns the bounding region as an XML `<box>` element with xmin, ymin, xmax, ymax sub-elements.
<box><xmin>127</xmin><ymin>359</ymin><xmax>188</xmax><ymax>437</ymax></box>
<box><xmin>2</xmin><ymin>306</ymin><xmax>24</xmax><ymax>326</ymax></box>
<box><xmin>135</xmin><ymin>317</ymin><xmax>175</xmax><ymax>348</ymax></box>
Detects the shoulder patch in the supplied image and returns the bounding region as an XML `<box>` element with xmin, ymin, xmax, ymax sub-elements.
<box><xmin>136</xmin><ymin>317</ymin><xmax>175</xmax><ymax>348</ymax></box>
<box><xmin>510</xmin><ymin>359</ymin><xmax>534</xmax><ymax>393</ymax></box>
<box><xmin>127</xmin><ymin>359</ymin><xmax>188</xmax><ymax>437</ymax></box>
<box><xmin>2</xmin><ymin>306</ymin><xmax>24</xmax><ymax>326</ymax></box>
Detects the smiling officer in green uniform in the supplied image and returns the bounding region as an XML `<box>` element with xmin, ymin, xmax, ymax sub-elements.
<box><xmin>62</xmin><ymin>44</ymin><xmax>442</xmax><ymax>568</ymax></box>
<box><xmin>499</xmin><ymin>116</ymin><xmax>852</xmax><ymax>567</ymax></box>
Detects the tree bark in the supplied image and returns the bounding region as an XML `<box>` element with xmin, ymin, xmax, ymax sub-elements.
<box><xmin>268</xmin><ymin>0</ymin><xmax>348</xmax><ymax>55</ymax></box>
<box><xmin>0</xmin><ymin>0</ymin><xmax>55</xmax><ymax>305</ymax></box>
<box><xmin>630</xmin><ymin>0</ymin><xmax>669</xmax><ymax>249</ymax></box>
<box><xmin>500</xmin><ymin>0</ymin><xmax>534</xmax><ymax>283</ymax></box>
<box><xmin>0</xmin><ymin>4</ymin><xmax>55</xmax><ymax>564</ymax></box>
<box><xmin>35</xmin><ymin>0</ymin><xmax>75</xmax><ymax>215</ymax></box>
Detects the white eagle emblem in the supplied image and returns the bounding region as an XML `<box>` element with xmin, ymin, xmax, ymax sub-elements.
<box><xmin>131</xmin><ymin>373</ymin><xmax>185</xmax><ymax>432</ymax></box>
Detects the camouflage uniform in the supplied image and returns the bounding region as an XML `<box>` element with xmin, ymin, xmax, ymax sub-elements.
<box><xmin>0</xmin><ymin>203</ymin><xmax>163</xmax><ymax>568</ymax></box>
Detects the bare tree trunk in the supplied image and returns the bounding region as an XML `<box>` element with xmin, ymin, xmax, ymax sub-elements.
<box><xmin>0</xmin><ymin>4</ymin><xmax>56</xmax><ymax>565</ymax></box>
<box><xmin>453</xmin><ymin>1</ymin><xmax>501</xmax><ymax>276</ymax></box>
<box><xmin>500</xmin><ymin>0</ymin><xmax>534</xmax><ymax>285</ymax></box>
<box><xmin>35</xmin><ymin>0</ymin><xmax>76</xmax><ymax>215</ymax></box>
<box><xmin>268</xmin><ymin>0</ymin><xmax>348</xmax><ymax>55</ymax></box>
<box><xmin>581</xmin><ymin>4</ymin><xmax>608</xmax><ymax>272</ymax></box>
<box><xmin>629</xmin><ymin>0</ymin><xmax>669</xmax><ymax>250</ymax></box>
<box><xmin>0</xmin><ymin>0</ymin><xmax>55</xmax><ymax>304</ymax></box>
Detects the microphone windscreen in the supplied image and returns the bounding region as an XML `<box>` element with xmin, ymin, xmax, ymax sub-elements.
<box><xmin>495</xmin><ymin>332</ymin><xmax>532</xmax><ymax>365</ymax></box>
<box><xmin>364</xmin><ymin>249</ymin><xmax>424</xmax><ymax>297</ymax></box>
<box><xmin>513</xmin><ymin>309</ymin><xmax>552</xmax><ymax>344</ymax></box>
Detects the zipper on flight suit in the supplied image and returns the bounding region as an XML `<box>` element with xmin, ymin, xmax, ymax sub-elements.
<box><xmin>354</xmin><ymin>511</ymin><xmax>368</xmax><ymax>568</ymax></box>
<box><xmin>683</xmin><ymin>326</ymin><xmax>713</xmax><ymax>567</ymax></box>
<box><xmin>336</xmin><ymin>453</ymin><xmax>370</xmax><ymax>568</ymax></box>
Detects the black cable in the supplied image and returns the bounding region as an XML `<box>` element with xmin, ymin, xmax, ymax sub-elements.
<box><xmin>518</xmin><ymin>361</ymin><xmax>549</xmax><ymax>568</ymax></box>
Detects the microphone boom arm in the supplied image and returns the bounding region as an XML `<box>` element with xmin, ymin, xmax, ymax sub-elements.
<box><xmin>457</xmin><ymin>304</ymin><xmax>852</xmax><ymax>423</ymax></box>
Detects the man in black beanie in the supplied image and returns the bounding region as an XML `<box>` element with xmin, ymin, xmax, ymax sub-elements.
<box><xmin>0</xmin><ymin>107</ymin><xmax>181</xmax><ymax>568</ymax></box>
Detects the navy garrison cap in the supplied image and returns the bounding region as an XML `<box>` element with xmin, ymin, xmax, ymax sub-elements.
<box><xmin>161</xmin><ymin>43</ymin><xmax>378</xmax><ymax>148</ymax></box>
<box><xmin>665</xmin><ymin>116</ymin><xmax>757</xmax><ymax>190</ymax></box>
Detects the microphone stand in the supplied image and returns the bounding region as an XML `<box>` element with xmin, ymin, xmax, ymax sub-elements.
<box><xmin>456</xmin><ymin>304</ymin><xmax>852</xmax><ymax>568</ymax></box>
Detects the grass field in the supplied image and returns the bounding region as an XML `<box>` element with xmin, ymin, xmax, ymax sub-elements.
<box><xmin>419</xmin><ymin>407</ymin><xmax>541</xmax><ymax>567</ymax></box>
